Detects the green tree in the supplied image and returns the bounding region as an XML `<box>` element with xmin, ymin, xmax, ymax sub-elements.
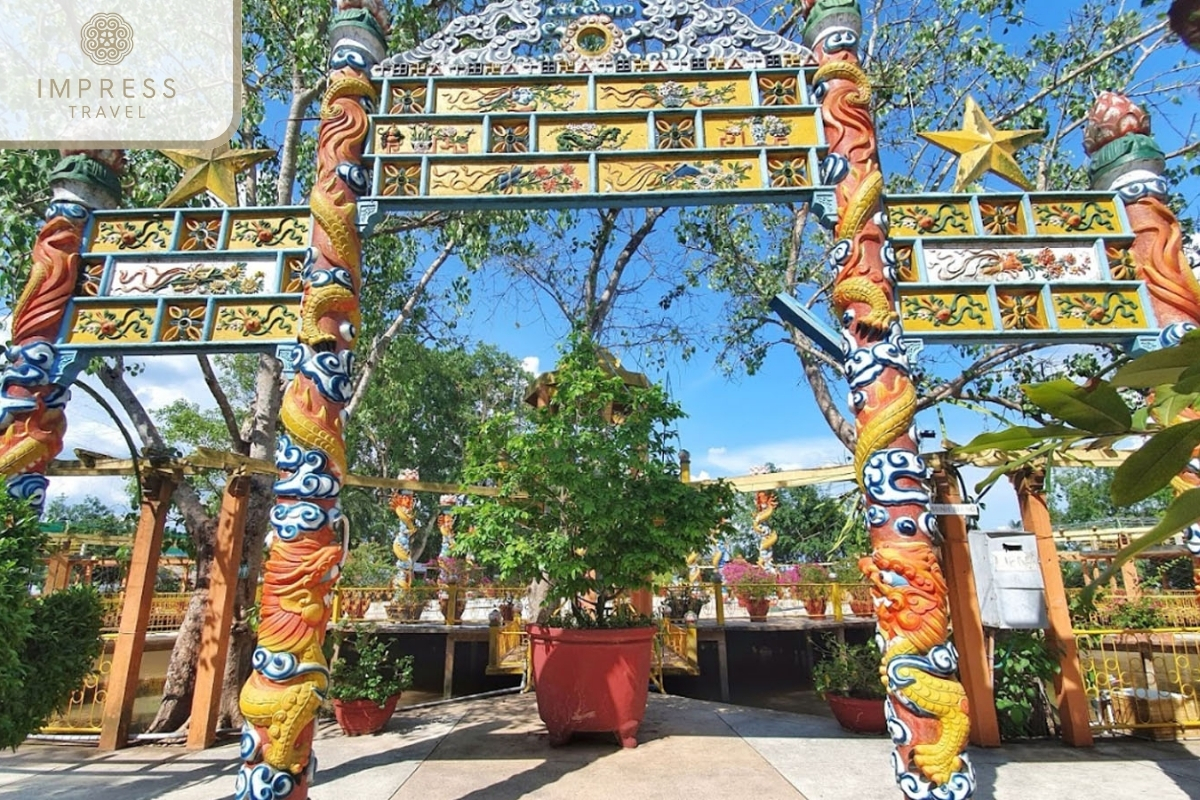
<box><xmin>0</xmin><ymin>488</ymin><xmax>102</xmax><ymax>748</ymax></box>
<box><xmin>457</xmin><ymin>333</ymin><xmax>734</xmax><ymax>623</ymax></box>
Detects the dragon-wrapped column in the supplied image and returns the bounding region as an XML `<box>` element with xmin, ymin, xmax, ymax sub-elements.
<box><xmin>0</xmin><ymin>150</ymin><xmax>123</xmax><ymax>509</ymax></box>
<box><xmin>236</xmin><ymin>3</ymin><xmax>388</xmax><ymax>799</ymax></box>
<box><xmin>1083</xmin><ymin>92</ymin><xmax>1200</xmax><ymax>556</ymax></box>
<box><xmin>803</xmin><ymin>2</ymin><xmax>973</xmax><ymax>797</ymax></box>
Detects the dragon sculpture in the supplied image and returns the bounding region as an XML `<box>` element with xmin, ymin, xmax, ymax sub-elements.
<box><xmin>0</xmin><ymin>150</ymin><xmax>123</xmax><ymax>508</ymax></box>
<box><xmin>390</xmin><ymin>469</ymin><xmax>420</xmax><ymax>588</ymax></box>
<box><xmin>803</xmin><ymin>2</ymin><xmax>973</xmax><ymax>797</ymax></box>
<box><xmin>1084</xmin><ymin>92</ymin><xmax>1200</xmax><ymax>558</ymax></box>
<box><xmin>236</xmin><ymin>5</ymin><xmax>387</xmax><ymax>799</ymax></box>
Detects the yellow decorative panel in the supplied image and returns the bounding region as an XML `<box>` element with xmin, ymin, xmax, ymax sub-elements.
<box><xmin>429</xmin><ymin>160</ymin><xmax>592</xmax><ymax>196</ymax></box>
<box><xmin>179</xmin><ymin>214</ymin><xmax>224</xmax><ymax>251</ymax></box>
<box><xmin>703</xmin><ymin>110</ymin><xmax>820</xmax><ymax>149</ymax></box>
<box><xmin>597</xmin><ymin>77</ymin><xmax>749</xmax><ymax>110</ymax></box>
<box><xmin>598</xmin><ymin>157</ymin><xmax>759</xmax><ymax>193</ymax></box>
<box><xmin>227</xmin><ymin>214</ymin><xmax>311</xmax><ymax>250</ymax></box>
<box><xmin>888</xmin><ymin>201</ymin><xmax>975</xmax><ymax>237</ymax></box>
<box><xmin>978</xmin><ymin>199</ymin><xmax>1026</xmax><ymax>235</ymax></box>
<box><xmin>90</xmin><ymin>216</ymin><xmax>173</xmax><ymax>253</ymax></box>
<box><xmin>388</xmin><ymin>83</ymin><xmax>428</xmax><ymax>114</ymax></box>
<box><xmin>1032</xmin><ymin>197</ymin><xmax>1124</xmax><ymax>235</ymax></box>
<box><xmin>757</xmin><ymin>74</ymin><xmax>803</xmax><ymax>106</ymax></box>
<box><xmin>1052</xmin><ymin>289</ymin><xmax>1148</xmax><ymax>330</ymax></box>
<box><xmin>376</xmin><ymin>121</ymin><xmax>484</xmax><ymax>155</ymax></box>
<box><xmin>997</xmin><ymin>291</ymin><xmax>1048</xmax><ymax>331</ymax></box>
<box><xmin>539</xmin><ymin>116</ymin><xmax>646</xmax><ymax>152</ymax></box>
<box><xmin>67</xmin><ymin>304</ymin><xmax>155</xmax><ymax>344</ymax></box>
<box><xmin>160</xmin><ymin>302</ymin><xmax>209</xmax><ymax>342</ymax></box>
<box><xmin>435</xmin><ymin>81</ymin><xmax>586</xmax><ymax>113</ymax></box>
<box><xmin>211</xmin><ymin>302</ymin><xmax>300</xmax><ymax>341</ymax></box>
<box><xmin>900</xmin><ymin>291</ymin><xmax>993</xmax><ymax>332</ymax></box>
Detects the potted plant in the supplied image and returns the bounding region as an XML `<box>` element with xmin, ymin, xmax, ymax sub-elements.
<box><xmin>456</xmin><ymin>333</ymin><xmax>733</xmax><ymax>748</ymax></box>
<box><xmin>387</xmin><ymin>583</ymin><xmax>429</xmax><ymax>622</ymax></box>
<box><xmin>831</xmin><ymin>556</ymin><xmax>874</xmax><ymax>617</ymax></box>
<box><xmin>327</xmin><ymin>626</ymin><xmax>414</xmax><ymax>736</ymax></box>
<box><xmin>722</xmin><ymin>559</ymin><xmax>776</xmax><ymax>621</ymax></box>
<box><xmin>659</xmin><ymin>585</ymin><xmax>709</xmax><ymax>622</ymax></box>
<box><xmin>436</xmin><ymin>556</ymin><xmax>476</xmax><ymax>623</ymax></box>
<box><xmin>797</xmin><ymin>563</ymin><xmax>831</xmax><ymax>618</ymax></box>
<box><xmin>812</xmin><ymin>640</ymin><xmax>887</xmax><ymax>734</ymax></box>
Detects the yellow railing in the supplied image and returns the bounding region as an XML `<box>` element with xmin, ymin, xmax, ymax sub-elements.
<box><xmin>685</xmin><ymin>581</ymin><xmax>876</xmax><ymax>622</ymax></box>
<box><xmin>40</xmin><ymin>635</ymin><xmax>116</xmax><ymax>733</ymax></box>
<box><xmin>1068</xmin><ymin>591</ymin><xmax>1200</xmax><ymax>629</ymax></box>
<box><xmin>1075</xmin><ymin>628</ymin><xmax>1200</xmax><ymax>738</ymax></box>
<box><xmin>333</xmin><ymin>585</ymin><xmax>529</xmax><ymax>625</ymax></box>
<box><xmin>98</xmin><ymin>592</ymin><xmax>193</xmax><ymax>633</ymax></box>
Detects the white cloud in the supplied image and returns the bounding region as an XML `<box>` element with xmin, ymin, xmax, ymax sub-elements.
<box><xmin>521</xmin><ymin>356</ymin><xmax>540</xmax><ymax>375</ymax></box>
<box><xmin>696</xmin><ymin>470</ymin><xmax>711</xmax><ymax>481</ymax></box>
<box><xmin>699</xmin><ymin>437</ymin><xmax>850</xmax><ymax>478</ymax></box>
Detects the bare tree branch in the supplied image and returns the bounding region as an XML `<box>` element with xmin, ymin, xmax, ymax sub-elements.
<box><xmin>344</xmin><ymin>238</ymin><xmax>456</xmax><ymax>419</ymax></box>
<box><xmin>592</xmin><ymin>208</ymin><xmax>664</xmax><ymax>336</ymax></box>
<box><xmin>197</xmin><ymin>354</ymin><xmax>247</xmax><ymax>454</ymax></box>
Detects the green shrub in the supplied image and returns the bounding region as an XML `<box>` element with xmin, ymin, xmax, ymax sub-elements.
<box><xmin>328</xmin><ymin>626</ymin><xmax>413</xmax><ymax>705</ymax></box>
<box><xmin>0</xmin><ymin>487</ymin><xmax>103</xmax><ymax>748</ymax></box>
<box><xmin>993</xmin><ymin>630</ymin><xmax>1060</xmax><ymax>739</ymax></box>
<box><xmin>813</xmin><ymin>640</ymin><xmax>886</xmax><ymax>700</ymax></box>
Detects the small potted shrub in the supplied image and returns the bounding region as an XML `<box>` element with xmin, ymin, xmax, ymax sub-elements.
<box><xmin>456</xmin><ymin>332</ymin><xmax>733</xmax><ymax>748</ymax></box>
<box><xmin>387</xmin><ymin>583</ymin><xmax>429</xmax><ymax>622</ymax></box>
<box><xmin>813</xmin><ymin>640</ymin><xmax>887</xmax><ymax>734</ymax></box>
<box><xmin>831</xmin><ymin>556</ymin><xmax>874</xmax><ymax>617</ymax></box>
<box><xmin>722</xmin><ymin>559</ymin><xmax>775</xmax><ymax>621</ymax></box>
<box><xmin>328</xmin><ymin>626</ymin><xmax>414</xmax><ymax>736</ymax></box>
<box><xmin>660</xmin><ymin>585</ymin><xmax>709</xmax><ymax>621</ymax></box>
<box><xmin>797</xmin><ymin>563</ymin><xmax>831</xmax><ymax>618</ymax></box>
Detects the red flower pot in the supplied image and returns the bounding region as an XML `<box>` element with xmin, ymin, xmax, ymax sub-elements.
<box><xmin>332</xmin><ymin>694</ymin><xmax>400</xmax><ymax>736</ymax></box>
<box><xmin>825</xmin><ymin>693</ymin><xmax>887</xmax><ymax>734</ymax></box>
<box><xmin>743</xmin><ymin>597</ymin><xmax>771</xmax><ymax>621</ymax></box>
<box><xmin>804</xmin><ymin>596</ymin><xmax>827</xmax><ymax>619</ymax></box>
<box><xmin>528</xmin><ymin>624</ymin><xmax>656</xmax><ymax>748</ymax></box>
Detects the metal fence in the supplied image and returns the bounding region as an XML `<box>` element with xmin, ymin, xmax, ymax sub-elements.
<box><xmin>1075</xmin><ymin>628</ymin><xmax>1200</xmax><ymax>738</ymax></box>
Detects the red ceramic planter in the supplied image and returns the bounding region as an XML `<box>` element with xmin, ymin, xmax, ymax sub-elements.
<box><xmin>743</xmin><ymin>597</ymin><xmax>771</xmax><ymax>621</ymax></box>
<box><xmin>332</xmin><ymin>694</ymin><xmax>400</xmax><ymax>736</ymax></box>
<box><xmin>528</xmin><ymin>624</ymin><xmax>656</xmax><ymax>748</ymax></box>
<box><xmin>825</xmin><ymin>693</ymin><xmax>887</xmax><ymax>734</ymax></box>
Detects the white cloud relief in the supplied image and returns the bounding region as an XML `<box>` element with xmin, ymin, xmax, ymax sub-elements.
<box><xmin>699</xmin><ymin>437</ymin><xmax>850</xmax><ymax>478</ymax></box>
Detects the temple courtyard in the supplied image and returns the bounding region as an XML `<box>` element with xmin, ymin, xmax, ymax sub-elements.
<box><xmin>3</xmin><ymin>693</ymin><xmax>1200</xmax><ymax>799</ymax></box>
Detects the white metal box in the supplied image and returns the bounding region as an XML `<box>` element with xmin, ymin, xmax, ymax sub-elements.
<box><xmin>968</xmin><ymin>530</ymin><xmax>1049</xmax><ymax>629</ymax></box>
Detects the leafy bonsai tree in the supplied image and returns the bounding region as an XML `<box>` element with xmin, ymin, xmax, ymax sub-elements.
<box><xmin>0</xmin><ymin>485</ymin><xmax>103</xmax><ymax>748</ymax></box>
<box><xmin>327</xmin><ymin>626</ymin><xmax>414</xmax><ymax>706</ymax></box>
<box><xmin>456</xmin><ymin>332</ymin><xmax>733</xmax><ymax>627</ymax></box>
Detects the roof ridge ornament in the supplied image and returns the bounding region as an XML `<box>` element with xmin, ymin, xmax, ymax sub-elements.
<box><xmin>379</xmin><ymin>0</ymin><xmax>813</xmax><ymax>74</ymax></box>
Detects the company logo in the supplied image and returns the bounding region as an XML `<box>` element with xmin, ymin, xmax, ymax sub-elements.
<box><xmin>80</xmin><ymin>13</ymin><xmax>134</xmax><ymax>66</ymax></box>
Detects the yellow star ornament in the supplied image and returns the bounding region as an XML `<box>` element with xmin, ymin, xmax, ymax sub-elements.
<box><xmin>918</xmin><ymin>96</ymin><xmax>1044</xmax><ymax>192</ymax></box>
<box><xmin>158</xmin><ymin>144</ymin><xmax>276</xmax><ymax>207</ymax></box>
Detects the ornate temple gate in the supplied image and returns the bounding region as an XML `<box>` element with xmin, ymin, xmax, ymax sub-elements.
<box><xmin>2</xmin><ymin>1</ymin><xmax>1196</xmax><ymax>799</ymax></box>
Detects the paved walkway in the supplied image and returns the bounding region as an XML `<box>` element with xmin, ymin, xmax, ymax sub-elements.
<box><xmin>3</xmin><ymin>693</ymin><xmax>1200</xmax><ymax>799</ymax></box>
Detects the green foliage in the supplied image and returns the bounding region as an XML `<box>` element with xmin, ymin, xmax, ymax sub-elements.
<box><xmin>327</xmin><ymin>626</ymin><xmax>413</xmax><ymax>705</ymax></box>
<box><xmin>456</xmin><ymin>332</ymin><xmax>734</xmax><ymax>625</ymax></box>
<box><xmin>342</xmin><ymin>337</ymin><xmax>530</xmax><ymax>550</ymax></box>
<box><xmin>541</xmin><ymin>605</ymin><xmax>653</xmax><ymax>629</ymax></box>
<box><xmin>957</xmin><ymin>334</ymin><xmax>1200</xmax><ymax>589</ymax></box>
<box><xmin>813</xmin><ymin>640</ymin><xmax>886</xmax><ymax>700</ymax></box>
<box><xmin>0</xmin><ymin>488</ymin><xmax>103</xmax><ymax>748</ymax></box>
<box><xmin>339</xmin><ymin>542</ymin><xmax>396</xmax><ymax>587</ymax></box>
<box><xmin>992</xmin><ymin>631</ymin><xmax>1060</xmax><ymax>739</ymax></box>
<box><xmin>1105</xmin><ymin>596</ymin><xmax>1168</xmax><ymax>629</ymax></box>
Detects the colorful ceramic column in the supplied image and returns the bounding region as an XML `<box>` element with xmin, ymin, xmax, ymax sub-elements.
<box><xmin>803</xmin><ymin>1</ymin><xmax>973</xmax><ymax>797</ymax></box>
<box><xmin>236</xmin><ymin>3</ymin><xmax>388</xmax><ymax>798</ymax></box>
<box><xmin>1084</xmin><ymin>92</ymin><xmax>1200</xmax><ymax>558</ymax></box>
<box><xmin>390</xmin><ymin>468</ymin><xmax>420</xmax><ymax>589</ymax></box>
<box><xmin>0</xmin><ymin>150</ymin><xmax>124</xmax><ymax>509</ymax></box>
<box><xmin>750</xmin><ymin>467</ymin><xmax>779</xmax><ymax>571</ymax></box>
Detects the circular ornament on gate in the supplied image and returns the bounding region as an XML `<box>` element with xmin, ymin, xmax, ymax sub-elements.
<box><xmin>561</xmin><ymin>15</ymin><xmax>624</xmax><ymax>65</ymax></box>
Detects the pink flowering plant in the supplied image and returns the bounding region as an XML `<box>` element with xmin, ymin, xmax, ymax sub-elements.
<box><xmin>721</xmin><ymin>559</ymin><xmax>776</xmax><ymax>601</ymax></box>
